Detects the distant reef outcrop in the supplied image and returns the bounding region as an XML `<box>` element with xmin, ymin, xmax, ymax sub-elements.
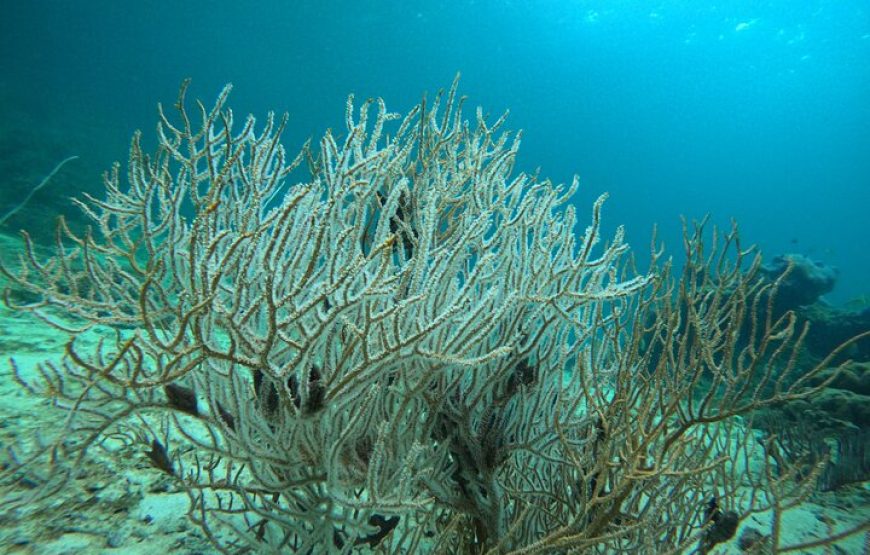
<box><xmin>760</xmin><ymin>253</ymin><xmax>869</xmax><ymax>362</ymax></box>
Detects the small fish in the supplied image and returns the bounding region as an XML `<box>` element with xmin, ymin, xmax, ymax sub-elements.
<box><xmin>146</xmin><ymin>439</ymin><xmax>174</xmax><ymax>476</ymax></box>
<box><xmin>165</xmin><ymin>383</ymin><xmax>198</xmax><ymax>416</ymax></box>
<box><xmin>216</xmin><ymin>401</ymin><xmax>236</xmax><ymax>431</ymax></box>
<box><xmin>735</xmin><ymin>19</ymin><xmax>759</xmax><ymax>32</ymax></box>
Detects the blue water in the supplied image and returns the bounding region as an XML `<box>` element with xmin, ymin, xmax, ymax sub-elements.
<box><xmin>2</xmin><ymin>0</ymin><xmax>868</xmax><ymax>302</ymax></box>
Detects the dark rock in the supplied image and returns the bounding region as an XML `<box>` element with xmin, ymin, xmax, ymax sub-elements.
<box><xmin>807</xmin><ymin>361</ymin><xmax>870</xmax><ymax>396</ymax></box>
<box><xmin>812</xmin><ymin>388</ymin><xmax>870</xmax><ymax>429</ymax></box>
<box><xmin>800</xmin><ymin>305</ymin><xmax>870</xmax><ymax>362</ymax></box>
<box><xmin>737</xmin><ymin>526</ymin><xmax>765</xmax><ymax>551</ymax></box>
<box><xmin>761</xmin><ymin>253</ymin><xmax>837</xmax><ymax>309</ymax></box>
<box><xmin>106</xmin><ymin>528</ymin><xmax>128</xmax><ymax>548</ymax></box>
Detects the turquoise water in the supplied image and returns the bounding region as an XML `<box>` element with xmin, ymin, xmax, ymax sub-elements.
<box><xmin>1</xmin><ymin>0</ymin><xmax>868</xmax><ymax>302</ymax></box>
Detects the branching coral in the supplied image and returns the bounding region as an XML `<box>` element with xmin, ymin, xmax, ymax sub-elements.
<box><xmin>2</xmin><ymin>78</ymin><xmax>867</xmax><ymax>554</ymax></box>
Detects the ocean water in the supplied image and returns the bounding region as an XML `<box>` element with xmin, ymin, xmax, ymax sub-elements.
<box><xmin>0</xmin><ymin>2</ymin><xmax>869</xmax><ymax>554</ymax></box>
<box><xmin>1</xmin><ymin>0</ymin><xmax>867</xmax><ymax>303</ymax></box>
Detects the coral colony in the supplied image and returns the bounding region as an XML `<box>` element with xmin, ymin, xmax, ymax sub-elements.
<box><xmin>2</xmin><ymin>79</ymin><xmax>867</xmax><ymax>553</ymax></box>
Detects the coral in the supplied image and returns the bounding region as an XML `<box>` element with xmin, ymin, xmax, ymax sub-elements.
<box><xmin>1</xmin><ymin>80</ymin><xmax>868</xmax><ymax>553</ymax></box>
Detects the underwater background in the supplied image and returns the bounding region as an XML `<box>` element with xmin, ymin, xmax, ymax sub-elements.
<box><xmin>0</xmin><ymin>3</ymin><xmax>869</xmax><ymax>554</ymax></box>
<box><xmin>1</xmin><ymin>0</ymin><xmax>868</xmax><ymax>305</ymax></box>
